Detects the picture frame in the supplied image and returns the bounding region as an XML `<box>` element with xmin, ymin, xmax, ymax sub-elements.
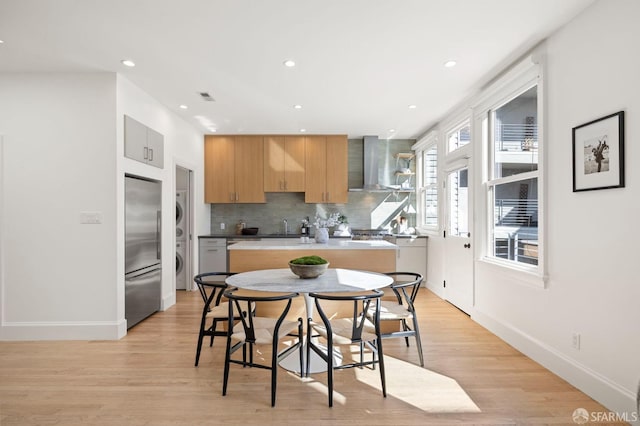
<box><xmin>572</xmin><ymin>111</ymin><xmax>625</xmax><ymax>192</ymax></box>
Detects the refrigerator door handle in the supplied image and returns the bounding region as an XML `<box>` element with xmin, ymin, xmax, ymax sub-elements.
<box><xmin>156</xmin><ymin>210</ymin><xmax>161</xmax><ymax>260</ymax></box>
<box><xmin>126</xmin><ymin>267</ymin><xmax>162</xmax><ymax>281</ymax></box>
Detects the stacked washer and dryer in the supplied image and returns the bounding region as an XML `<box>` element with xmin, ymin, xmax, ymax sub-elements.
<box><xmin>175</xmin><ymin>191</ymin><xmax>188</xmax><ymax>290</ymax></box>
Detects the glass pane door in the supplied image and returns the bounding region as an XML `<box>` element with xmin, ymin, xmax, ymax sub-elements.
<box><xmin>445</xmin><ymin>164</ymin><xmax>473</xmax><ymax>314</ymax></box>
<box><xmin>447</xmin><ymin>168</ymin><xmax>469</xmax><ymax>237</ymax></box>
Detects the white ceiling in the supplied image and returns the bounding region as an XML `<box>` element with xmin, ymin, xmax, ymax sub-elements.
<box><xmin>0</xmin><ymin>0</ymin><xmax>594</xmax><ymax>140</ymax></box>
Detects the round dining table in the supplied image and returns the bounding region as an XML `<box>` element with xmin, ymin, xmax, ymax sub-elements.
<box><xmin>226</xmin><ymin>268</ymin><xmax>393</xmax><ymax>374</ymax></box>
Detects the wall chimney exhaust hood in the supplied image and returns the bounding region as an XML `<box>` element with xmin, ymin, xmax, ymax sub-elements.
<box><xmin>348</xmin><ymin>135</ymin><xmax>415</xmax><ymax>192</ymax></box>
<box><xmin>362</xmin><ymin>135</ymin><xmax>384</xmax><ymax>191</ymax></box>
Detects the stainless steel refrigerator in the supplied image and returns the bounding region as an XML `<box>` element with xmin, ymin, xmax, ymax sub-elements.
<box><xmin>125</xmin><ymin>175</ymin><xmax>162</xmax><ymax>328</ymax></box>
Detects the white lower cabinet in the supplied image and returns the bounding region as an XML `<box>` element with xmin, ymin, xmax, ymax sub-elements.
<box><xmin>395</xmin><ymin>237</ymin><xmax>427</xmax><ymax>284</ymax></box>
<box><xmin>198</xmin><ymin>238</ymin><xmax>227</xmax><ymax>274</ymax></box>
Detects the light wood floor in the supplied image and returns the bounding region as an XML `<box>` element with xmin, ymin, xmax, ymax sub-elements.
<box><xmin>0</xmin><ymin>289</ymin><xmax>621</xmax><ymax>425</ymax></box>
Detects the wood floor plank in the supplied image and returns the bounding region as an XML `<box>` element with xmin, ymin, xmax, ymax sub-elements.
<box><xmin>0</xmin><ymin>289</ymin><xmax>623</xmax><ymax>425</ymax></box>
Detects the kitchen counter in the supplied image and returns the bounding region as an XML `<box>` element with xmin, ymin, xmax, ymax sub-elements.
<box><xmin>228</xmin><ymin>238</ymin><xmax>397</xmax><ymax>273</ymax></box>
<box><xmin>198</xmin><ymin>233</ymin><xmax>426</xmax><ymax>239</ymax></box>
<box><xmin>227</xmin><ymin>238</ymin><xmax>397</xmax><ymax>250</ymax></box>
<box><xmin>199</xmin><ymin>234</ymin><xmax>346</xmax><ymax>239</ymax></box>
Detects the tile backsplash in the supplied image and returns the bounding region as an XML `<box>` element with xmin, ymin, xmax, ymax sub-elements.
<box><xmin>210</xmin><ymin>191</ymin><xmax>417</xmax><ymax>236</ymax></box>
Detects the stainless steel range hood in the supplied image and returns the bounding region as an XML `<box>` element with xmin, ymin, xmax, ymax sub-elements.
<box><xmin>362</xmin><ymin>135</ymin><xmax>385</xmax><ymax>191</ymax></box>
<box><xmin>349</xmin><ymin>135</ymin><xmax>413</xmax><ymax>192</ymax></box>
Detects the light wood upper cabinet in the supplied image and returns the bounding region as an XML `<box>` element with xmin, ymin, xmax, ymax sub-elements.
<box><xmin>204</xmin><ymin>135</ymin><xmax>234</xmax><ymax>203</ymax></box>
<box><xmin>204</xmin><ymin>135</ymin><xmax>265</xmax><ymax>203</ymax></box>
<box><xmin>205</xmin><ymin>134</ymin><xmax>345</xmax><ymax>204</ymax></box>
<box><xmin>264</xmin><ymin>136</ymin><xmax>305</xmax><ymax>192</ymax></box>
<box><xmin>304</xmin><ymin>135</ymin><xmax>348</xmax><ymax>203</ymax></box>
<box><xmin>234</xmin><ymin>136</ymin><xmax>266</xmax><ymax>203</ymax></box>
<box><xmin>304</xmin><ymin>136</ymin><xmax>327</xmax><ymax>202</ymax></box>
<box><xmin>326</xmin><ymin>135</ymin><xmax>349</xmax><ymax>203</ymax></box>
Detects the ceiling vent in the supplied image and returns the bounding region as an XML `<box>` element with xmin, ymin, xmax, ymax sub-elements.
<box><xmin>199</xmin><ymin>92</ymin><xmax>215</xmax><ymax>102</ymax></box>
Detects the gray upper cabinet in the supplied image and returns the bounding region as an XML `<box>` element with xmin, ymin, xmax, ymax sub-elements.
<box><xmin>145</xmin><ymin>127</ymin><xmax>164</xmax><ymax>168</ymax></box>
<box><xmin>124</xmin><ymin>115</ymin><xmax>164</xmax><ymax>169</ymax></box>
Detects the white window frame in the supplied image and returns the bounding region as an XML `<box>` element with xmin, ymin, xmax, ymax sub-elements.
<box><xmin>473</xmin><ymin>53</ymin><xmax>546</xmax><ymax>287</ymax></box>
<box><xmin>445</xmin><ymin>118</ymin><xmax>472</xmax><ymax>159</ymax></box>
<box><xmin>413</xmin><ymin>131</ymin><xmax>439</xmax><ymax>235</ymax></box>
<box><xmin>440</xmin><ymin>110</ymin><xmax>473</xmax><ymax>238</ymax></box>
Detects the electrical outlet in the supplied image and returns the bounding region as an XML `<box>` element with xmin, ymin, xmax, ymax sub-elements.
<box><xmin>220</xmin><ymin>222</ymin><xmax>225</xmax><ymax>230</ymax></box>
<box><xmin>572</xmin><ymin>333</ymin><xmax>581</xmax><ymax>350</ymax></box>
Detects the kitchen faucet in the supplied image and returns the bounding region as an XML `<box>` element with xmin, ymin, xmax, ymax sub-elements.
<box><xmin>283</xmin><ymin>219</ymin><xmax>288</xmax><ymax>235</ymax></box>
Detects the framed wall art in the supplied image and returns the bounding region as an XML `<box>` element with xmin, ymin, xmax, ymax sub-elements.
<box><xmin>572</xmin><ymin>111</ymin><xmax>625</xmax><ymax>192</ymax></box>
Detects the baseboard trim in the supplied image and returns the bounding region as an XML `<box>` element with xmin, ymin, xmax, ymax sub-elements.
<box><xmin>0</xmin><ymin>319</ymin><xmax>127</xmax><ymax>341</ymax></box>
<box><xmin>161</xmin><ymin>293</ymin><xmax>176</xmax><ymax>311</ymax></box>
<box><xmin>425</xmin><ymin>280</ymin><xmax>444</xmax><ymax>298</ymax></box>
<box><xmin>472</xmin><ymin>309</ymin><xmax>638</xmax><ymax>420</ymax></box>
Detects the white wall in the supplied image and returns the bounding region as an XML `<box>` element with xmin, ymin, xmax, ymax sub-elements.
<box><xmin>0</xmin><ymin>73</ymin><xmax>120</xmax><ymax>339</ymax></box>
<box><xmin>0</xmin><ymin>72</ymin><xmax>206</xmax><ymax>340</ymax></box>
<box><xmin>116</xmin><ymin>75</ymin><xmax>206</xmax><ymax>314</ymax></box>
<box><xmin>426</xmin><ymin>237</ymin><xmax>445</xmax><ymax>298</ymax></box>
<box><xmin>472</xmin><ymin>0</ymin><xmax>639</xmax><ymax>416</ymax></box>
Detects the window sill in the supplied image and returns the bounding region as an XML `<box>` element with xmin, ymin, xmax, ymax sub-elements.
<box><xmin>478</xmin><ymin>256</ymin><xmax>548</xmax><ymax>289</ymax></box>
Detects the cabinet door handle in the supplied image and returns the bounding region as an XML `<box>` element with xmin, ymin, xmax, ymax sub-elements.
<box><xmin>321</xmin><ymin>192</ymin><xmax>325</xmax><ymax>202</ymax></box>
<box><xmin>143</xmin><ymin>147</ymin><xmax>148</xmax><ymax>159</ymax></box>
<box><xmin>229</xmin><ymin>193</ymin><xmax>234</xmax><ymax>202</ymax></box>
<box><xmin>235</xmin><ymin>193</ymin><xmax>239</xmax><ymax>201</ymax></box>
<box><xmin>284</xmin><ymin>181</ymin><xmax>287</xmax><ymax>191</ymax></box>
<box><xmin>149</xmin><ymin>148</ymin><xmax>153</xmax><ymax>161</ymax></box>
<box><xmin>206</xmin><ymin>249</ymin><xmax>219</xmax><ymax>252</ymax></box>
<box><xmin>326</xmin><ymin>192</ymin><xmax>330</xmax><ymax>201</ymax></box>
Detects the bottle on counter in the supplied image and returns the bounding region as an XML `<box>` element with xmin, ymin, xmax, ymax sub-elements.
<box><xmin>236</xmin><ymin>220</ymin><xmax>245</xmax><ymax>235</ymax></box>
<box><xmin>300</xmin><ymin>218</ymin><xmax>310</xmax><ymax>243</ymax></box>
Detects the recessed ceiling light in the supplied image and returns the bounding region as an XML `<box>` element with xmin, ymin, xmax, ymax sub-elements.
<box><xmin>293</xmin><ymin>104</ymin><xmax>302</xmax><ymax>109</ymax></box>
<box><xmin>179</xmin><ymin>105</ymin><xmax>188</xmax><ymax>110</ymax></box>
<box><xmin>408</xmin><ymin>105</ymin><xmax>417</xmax><ymax>109</ymax></box>
<box><xmin>209</xmin><ymin>128</ymin><xmax>217</xmax><ymax>133</ymax></box>
<box><xmin>300</xmin><ymin>128</ymin><xmax>306</xmax><ymax>133</ymax></box>
<box><xmin>0</xmin><ymin>40</ymin><xmax>4</xmax><ymax>44</ymax></box>
<box><xmin>121</xmin><ymin>59</ymin><xmax>135</xmax><ymax>67</ymax></box>
<box><xmin>283</xmin><ymin>59</ymin><xmax>296</xmax><ymax>67</ymax></box>
<box><xmin>389</xmin><ymin>129</ymin><xmax>396</xmax><ymax>133</ymax></box>
<box><xmin>444</xmin><ymin>60</ymin><xmax>457</xmax><ymax>68</ymax></box>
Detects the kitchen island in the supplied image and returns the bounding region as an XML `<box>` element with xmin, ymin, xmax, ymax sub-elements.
<box><xmin>228</xmin><ymin>238</ymin><xmax>397</xmax><ymax>273</ymax></box>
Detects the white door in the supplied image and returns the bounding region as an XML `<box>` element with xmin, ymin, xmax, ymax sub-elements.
<box><xmin>444</xmin><ymin>164</ymin><xmax>473</xmax><ymax>314</ymax></box>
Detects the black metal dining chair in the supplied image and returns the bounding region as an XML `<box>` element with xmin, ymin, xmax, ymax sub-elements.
<box><xmin>367</xmin><ymin>272</ymin><xmax>424</xmax><ymax>367</ymax></box>
<box><xmin>193</xmin><ymin>272</ymin><xmax>238</xmax><ymax>367</ymax></box>
<box><xmin>222</xmin><ymin>288</ymin><xmax>303</xmax><ymax>407</ymax></box>
<box><xmin>306</xmin><ymin>289</ymin><xmax>386</xmax><ymax>407</ymax></box>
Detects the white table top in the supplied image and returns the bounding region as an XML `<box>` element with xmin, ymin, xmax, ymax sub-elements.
<box><xmin>227</xmin><ymin>238</ymin><xmax>397</xmax><ymax>251</ymax></box>
<box><xmin>225</xmin><ymin>268</ymin><xmax>393</xmax><ymax>293</ymax></box>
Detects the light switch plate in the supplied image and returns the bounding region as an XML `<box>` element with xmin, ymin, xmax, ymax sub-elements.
<box><xmin>80</xmin><ymin>211</ymin><xmax>103</xmax><ymax>224</ymax></box>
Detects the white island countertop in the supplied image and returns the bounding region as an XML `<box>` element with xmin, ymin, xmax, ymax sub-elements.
<box><xmin>227</xmin><ymin>238</ymin><xmax>397</xmax><ymax>250</ymax></box>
